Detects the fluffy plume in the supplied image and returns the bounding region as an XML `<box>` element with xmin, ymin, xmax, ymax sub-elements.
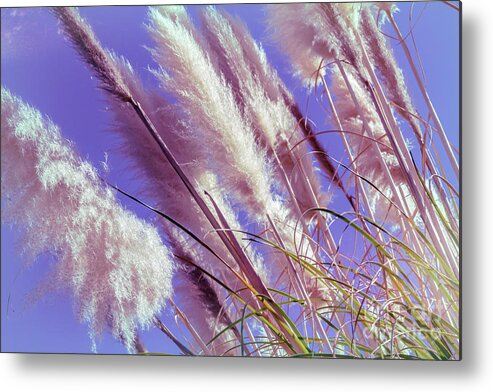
<box><xmin>53</xmin><ymin>7</ymin><xmax>132</xmax><ymax>103</ymax></box>
<box><xmin>358</xmin><ymin>4</ymin><xmax>422</xmax><ymax>139</ymax></box>
<box><xmin>266</xmin><ymin>3</ymin><xmax>366</xmax><ymax>85</ymax></box>
<box><xmin>104</xmin><ymin>53</ymin><xmax>268</xmax><ymax>319</ymax></box>
<box><xmin>1</xmin><ymin>88</ymin><xmax>173</xmax><ymax>351</ymax></box>
<box><xmin>147</xmin><ymin>6</ymin><xmax>278</xmax><ymax>220</ymax></box>
<box><xmin>265</xmin><ymin>3</ymin><xmax>331</xmax><ymax>83</ymax></box>
<box><xmin>221</xmin><ymin>11</ymin><xmax>284</xmax><ymax>102</ymax></box>
<box><xmin>266</xmin><ymin>3</ymin><xmax>409</xmax><ymax>224</ymax></box>
<box><xmin>318</xmin><ymin>2</ymin><xmax>366</xmax><ymax>73</ymax></box>
<box><xmin>220</xmin><ymin>9</ymin><xmax>349</xmax><ymax>205</ymax></box>
<box><xmin>199</xmin><ymin>6</ymin><xmax>329</xmax><ymax>214</ymax></box>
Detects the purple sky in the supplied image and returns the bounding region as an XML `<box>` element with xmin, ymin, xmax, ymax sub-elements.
<box><xmin>1</xmin><ymin>2</ymin><xmax>459</xmax><ymax>354</ymax></box>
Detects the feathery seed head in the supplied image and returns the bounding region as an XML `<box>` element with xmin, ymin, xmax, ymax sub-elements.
<box><xmin>1</xmin><ymin>88</ymin><xmax>173</xmax><ymax>351</ymax></box>
<box><xmin>53</xmin><ymin>7</ymin><xmax>132</xmax><ymax>103</ymax></box>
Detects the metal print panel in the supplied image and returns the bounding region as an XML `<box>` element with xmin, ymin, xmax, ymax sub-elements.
<box><xmin>1</xmin><ymin>1</ymin><xmax>461</xmax><ymax>359</ymax></box>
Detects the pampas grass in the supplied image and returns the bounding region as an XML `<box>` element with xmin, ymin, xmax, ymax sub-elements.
<box><xmin>1</xmin><ymin>2</ymin><xmax>459</xmax><ymax>359</ymax></box>
<box><xmin>147</xmin><ymin>6</ymin><xmax>278</xmax><ymax>218</ymax></box>
<box><xmin>1</xmin><ymin>88</ymin><xmax>174</xmax><ymax>352</ymax></box>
